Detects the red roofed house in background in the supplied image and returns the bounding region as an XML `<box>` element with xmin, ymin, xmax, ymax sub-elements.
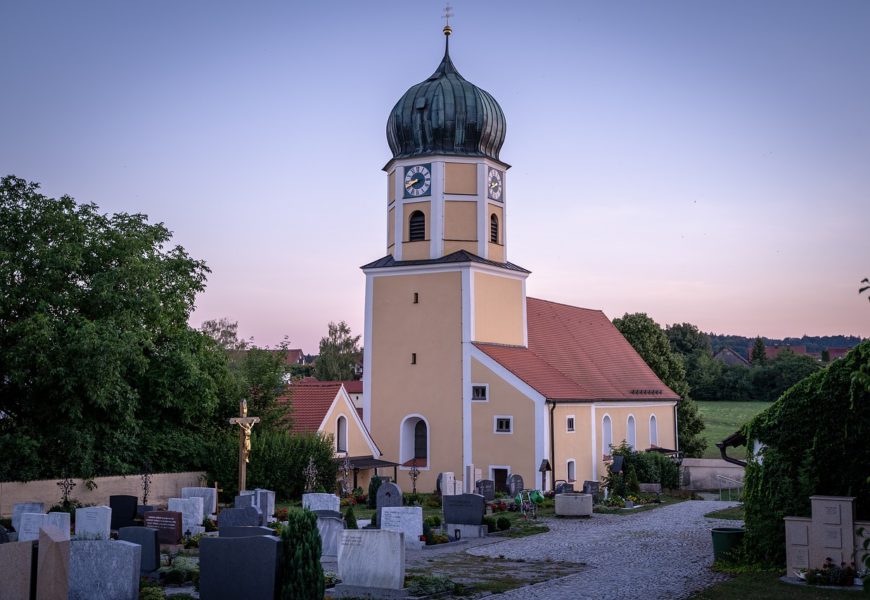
<box><xmin>359</xmin><ymin>31</ymin><xmax>679</xmax><ymax>495</ymax></box>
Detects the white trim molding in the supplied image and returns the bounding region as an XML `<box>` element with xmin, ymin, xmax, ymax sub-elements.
<box><xmin>399</xmin><ymin>413</ymin><xmax>431</xmax><ymax>471</ymax></box>
<box><xmin>493</xmin><ymin>415</ymin><xmax>513</xmax><ymax>435</ymax></box>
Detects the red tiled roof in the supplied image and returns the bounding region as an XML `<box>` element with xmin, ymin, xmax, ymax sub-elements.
<box><xmin>341</xmin><ymin>380</ymin><xmax>363</xmax><ymax>394</ymax></box>
<box><xmin>475</xmin><ymin>297</ymin><xmax>680</xmax><ymax>402</ymax></box>
<box><xmin>277</xmin><ymin>381</ymin><xmax>342</xmax><ymax>434</ymax></box>
<box><xmin>286</xmin><ymin>349</ymin><xmax>305</xmax><ymax>365</ymax></box>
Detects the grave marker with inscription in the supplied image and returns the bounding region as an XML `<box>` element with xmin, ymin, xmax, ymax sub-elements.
<box><xmin>336</xmin><ymin>529</ymin><xmax>405</xmax><ymax>592</ymax></box>
<box><xmin>476</xmin><ymin>480</ymin><xmax>495</xmax><ymax>501</ymax></box>
<box><xmin>74</xmin><ymin>506</ymin><xmax>111</xmax><ymax>540</ymax></box>
<box><xmin>380</xmin><ymin>507</ymin><xmax>423</xmax><ymax>550</ymax></box>
<box><xmin>144</xmin><ymin>511</ymin><xmax>182</xmax><ymax>545</ymax></box>
<box><xmin>12</xmin><ymin>502</ymin><xmax>44</xmax><ymax>533</ymax></box>
<box><xmin>784</xmin><ymin>495</ymin><xmax>865</xmax><ymax>575</ymax></box>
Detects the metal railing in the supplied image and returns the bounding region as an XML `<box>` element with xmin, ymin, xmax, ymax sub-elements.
<box><xmin>715</xmin><ymin>473</ymin><xmax>744</xmax><ymax>501</ymax></box>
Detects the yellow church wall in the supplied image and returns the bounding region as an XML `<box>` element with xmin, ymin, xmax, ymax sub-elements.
<box><xmin>552</xmin><ymin>404</ymin><xmax>594</xmax><ymax>484</ymax></box>
<box><xmin>488</xmin><ymin>242</ymin><xmax>505</xmax><ymax>263</ymax></box>
<box><xmin>444</xmin><ymin>200</ymin><xmax>477</xmax><ymax>241</ymax></box>
<box><xmin>388</xmin><ymin>170</ymin><xmax>396</xmax><ymax>204</ymax></box>
<box><xmin>443</xmin><ymin>240</ymin><xmax>478</xmax><ymax>255</ymax></box>
<box><xmin>402</xmin><ymin>201</ymin><xmax>431</xmax><ymax>260</ymax></box>
<box><xmin>594</xmin><ymin>404</ymin><xmax>677</xmax><ymax>481</ymax></box>
<box><xmin>369</xmin><ymin>271</ymin><xmax>464</xmax><ymax>492</ymax></box>
<box><xmin>473</xmin><ymin>272</ymin><xmax>525</xmax><ymax>346</ymax></box>
<box><xmin>387</xmin><ymin>206</ymin><xmax>395</xmax><ymax>249</ymax></box>
<box><xmin>323</xmin><ymin>402</ymin><xmax>373</xmax><ymax>460</ymax></box>
<box><xmin>444</xmin><ymin>162</ymin><xmax>477</xmax><ymax>195</ymax></box>
<box><xmin>471</xmin><ymin>358</ymin><xmax>537</xmax><ymax>488</ymax></box>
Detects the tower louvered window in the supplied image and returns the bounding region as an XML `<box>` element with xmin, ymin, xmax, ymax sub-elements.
<box><xmin>490</xmin><ymin>214</ymin><xmax>499</xmax><ymax>243</ymax></box>
<box><xmin>409</xmin><ymin>211</ymin><xmax>425</xmax><ymax>241</ymax></box>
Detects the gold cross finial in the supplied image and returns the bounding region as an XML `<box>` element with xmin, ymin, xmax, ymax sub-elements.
<box><xmin>443</xmin><ymin>3</ymin><xmax>453</xmax><ymax>36</ymax></box>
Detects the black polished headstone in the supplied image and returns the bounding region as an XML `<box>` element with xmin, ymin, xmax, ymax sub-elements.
<box><xmin>118</xmin><ymin>526</ymin><xmax>160</xmax><ymax>573</ymax></box>
<box><xmin>200</xmin><ymin>535</ymin><xmax>282</xmax><ymax>600</ymax></box>
<box><xmin>109</xmin><ymin>495</ymin><xmax>138</xmax><ymax>530</ymax></box>
<box><xmin>218</xmin><ymin>526</ymin><xmax>274</xmax><ymax>538</ymax></box>
<box><xmin>218</xmin><ymin>507</ymin><xmax>261</xmax><ymax>528</ymax></box>
<box><xmin>443</xmin><ymin>494</ymin><xmax>485</xmax><ymax>526</ymax></box>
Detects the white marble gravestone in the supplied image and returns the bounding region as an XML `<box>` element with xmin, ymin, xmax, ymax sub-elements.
<box><xmin>440</xmin><ymin>472</ymin><xmax>455</xmax><ymax>497</ymax></box>
<box><xmin>75</xmin><ymin>506</ymin><xmax>111</xmax><ymax>540</ymax></box>
<box><xmin>337</xmin><ymin>529</ymin><xmax>405</xmax><ymax>591</ymax></box>
<box><xmin>380</xmin><ymin>507</ymin><xmax>423</xmax><ymax>550</ymax></box>
<box><xmin>168</xmin><ymin>497</ymin><xmax>204</xmax><ymax>535</ymax></box>
<box><xmin>302</xmin><ymin>493</ymin><xmax>340</xmax><ymax>512</ymax></box>
<box><xmin>181</xmin><ymin>487</ymin><xmax>217</xmax><ymax>516</ymax></box>
<box><xmin>12</xmin><ymin>502</ymin><xmax>44</xmax><ymax>534</ymax></box>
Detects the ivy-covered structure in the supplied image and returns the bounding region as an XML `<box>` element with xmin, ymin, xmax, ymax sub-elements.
<box><xmin>741</xmin><ymin>340</ymin><xmax>870</xmax><ymax>565</ymax></box>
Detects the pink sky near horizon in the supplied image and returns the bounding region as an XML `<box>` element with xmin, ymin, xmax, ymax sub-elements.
<box><xmin>2</xmin><ymin>1</ymin><xmax>868</xmax><ymax>352</ymax></box>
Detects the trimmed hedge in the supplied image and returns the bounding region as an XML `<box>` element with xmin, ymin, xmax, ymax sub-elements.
<box><xmin>742</xmin><ymin>341</ymin><xmax>870</xmax><ymax>565</ymax></box>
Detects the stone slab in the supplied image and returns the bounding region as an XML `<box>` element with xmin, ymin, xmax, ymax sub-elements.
<box><xmin>317</xmin><ymin>515</ymin><xmax>345</xmax><ymax>558</ymax></box>
<box><xmin>445</xmin><ymin>523</ymin><xmax>488</xmax><ymax>539</ymax></box>
<box><xmin>118</xmin><ymin>526</ymin><xmax>160</xmax><ymax>573</ymax></box>
<box><xmin>20</xmin><ymin>512</ymin><xmax>71</xmax><ymax>542</ymax></box>
<box><xmin>109</xmin><ymin>495</ymin><xmax>138</xmax><ymax>530</ymax></box>
<box><xmin>784</xmin><ymin>516</ymin><xmax>811</xmax><ymax>574</ymax></box>
<box><xmin>182</xmin><ymin>487</ymin><xmax>218</xmax><ymax>514</ymax></box>
<box><xmin>200</xmin><ymin>535</ymin><xmax>282</xmax><ymax>600</ymax></box>
<box><xmin>255</xmin><ymin>489</ymin><xmax>276</xmax><ymax>522</ymax></box>
<box><xmin>380</xmin><ymin>507</ymin><xmax>423</xmax><ymax>550</ymax></box>
<box><xmin>143</xmin><ymin>511</ymin><xmax>182</xmax><ymax>545</ymax></box>
<box><xmin>37</xmin><ymin>526</ymin><xmax>70</xmax><ymax>600</ymax></box>
<box><xmin>555</xmin><ymin>493</ymin><xmax>593</xmax><ymax>517</ymax></box>
<box><xmin>303</xmin><ymin>492</ymin><xmax>341</xmax><ymax>512</ymax></box>
<box><xmin>69</xmin><ymin>539</ymin><xmax>140</xmax><ymax>600</ymax></box>
<box><xmin>439</xmin><ymin>472</ymin><xmax>455</xmax><ymax>497</ymax></box>
<box><xmin>338</xmin><ymin>529</ymin><xmax>405</xmax><ymax>590</ymax></box>
<box><xmin>0</xmin><ymin>540</ymin><xmax>36</xmax><ymax>600</ymax></box>
<box><xmin>169</xmin><ymin>496</ymin><xmax>204</xmax><ymax>534</ymax></box>
<box><xmin>442</xmin><ymin>494</ymin><xmax>485</xmax><ymax>526</ymax></box>
<box><xmin>809</xmin><ymin>495</ymin><xmax>855</xmax><ymax>568</ymax></box>
<box><xmin>12</xmin><ymin>502</ymin><xmax>44</xmax><ymax>533</ymax></box>
<box><xmin>75</xmin><ymin>506</ymin><xmax>111</xmax><ymax>540</ymax></box>
<box><xmin>218</xmin><ymin>506</ymin><xmax>261</xmax><ymax>528</ymax></box>
<box><xmin>218</xmin><ymin>525</ymin><xmax>275</xmax><ymax>538</ymax></box>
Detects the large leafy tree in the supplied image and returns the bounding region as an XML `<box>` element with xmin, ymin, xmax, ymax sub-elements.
<box><xmin>612</xmin><ymin>313</ymin><xmax>707</xmax><ymax>457</ymax></box>
<box><xmin>0</xmin><ymin>176</ymin><xmax>229</xmax><ymax>480</ymax></box>
<box><xmin>313</xmin><ymin>321</ymin><xmax>360</xmax><ymax>381</ymax></box>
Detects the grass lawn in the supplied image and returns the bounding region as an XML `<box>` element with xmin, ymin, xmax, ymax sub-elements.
<box><xmin>704</xmin><ymin>504</ymin><xmax>745</xmax><ymax>520</ymax></box>
<box><xmin>696</xmin><ymin>401</ymin><xmax>772</xmax><ymax>459</ymax></box>
<box><xmin>690</xmin><ymin>573</ymin><xmax>860</xmax><ymax>599</ymax></box>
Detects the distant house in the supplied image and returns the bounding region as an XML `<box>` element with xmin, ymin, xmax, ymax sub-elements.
<box><xmin>749</xmin><ymin>345</ymin><xmax>809</xmax><ymax>361</ymax></box>
<box><xmin>285</xmin><ymin>349</ymin><xmax>305</xmax><ymax>365</ymax></box>
<box><xmin>826</xmin><ymin>347</ymin><xmax>850</xmax><ymax>361</ymax></box>
<box><xmin>713</xmin><ymin>347</ymin><xmax>750</xmax><ymax>367</ymax></box>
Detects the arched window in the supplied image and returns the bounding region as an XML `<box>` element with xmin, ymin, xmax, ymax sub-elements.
<box><xmin>490</xmin><ymin>214</ymin><xmax>499</xmax><ymax>244</ymax></box>
<box><xmin>602</xmin><ymin>415</ymin><xmax>612</xmax><ymax>458</ymax></box>
<box><xmin>409</xmin><ymin>211</ymin><xmax>425</xmax><ymax>242</ymax></box>
<box><xmin>400</xmin><ymin>415</ymin><xmax>429</xmax><ymax>467</ymax></box>
<box><xmin>567</xmin><ymin>460</ymin><xmax>576</xmax><ymax>482</ymax></box>
<box><xmin>336</xmin><ymin>416</ymin><xmax>347</xmax><ymax>453</ymax></box>
<box><xmin>627</xmin><ymin>415</ymin><xmax>636</xmax><ymax>449</ymax></box>
<box><xmin>649</xmin><ymin>414</ymin><xmax>658</xmax><ymax>446</ymax></box>
<box><xmin>414</xmin><ymin>420</ymin><xmax>427</xmax><ymax>459</ymax></box>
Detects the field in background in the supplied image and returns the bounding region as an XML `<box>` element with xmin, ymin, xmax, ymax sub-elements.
<box><xmin>696</xmin><ymin>401</ymin><xmax>772</xmax><ymax>459</ymax></box>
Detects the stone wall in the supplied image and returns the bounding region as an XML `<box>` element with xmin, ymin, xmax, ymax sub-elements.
<box><xmin>680</xmin><ymin>458</ymin><xmax>744</xmax><ymax>491</ymax></box>
<box><xmin>0</xmin><ymin>472</ymin><xmax>206</xmax><ymax>516</ymax></box>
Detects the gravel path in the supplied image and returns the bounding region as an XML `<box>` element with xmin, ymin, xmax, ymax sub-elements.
<box><xmin>465</xmin><ymin>500</ymin><xmax>740</xmax><ymax>600</ymax></box>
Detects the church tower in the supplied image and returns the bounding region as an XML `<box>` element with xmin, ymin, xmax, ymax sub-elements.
<box><xmin>362</xmin><ymin>25</ymin><xmax>534</xmax><ymax>492</ymax></box>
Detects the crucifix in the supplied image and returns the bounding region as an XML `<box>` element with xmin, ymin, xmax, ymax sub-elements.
<box><xmin>229</xmin><ymin>399</ymin><xmax>260</xmax><ymax>492</ymax></box>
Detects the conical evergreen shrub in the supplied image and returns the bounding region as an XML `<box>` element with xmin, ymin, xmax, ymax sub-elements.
<box><xmin>279</xmin><ymin>509</ymin><xmax>324</xmax><ymax>600</ymax></box>
<box><xmin>344</xmin><ymin>505</ymin><xmax>358</xmax><ymax>529</ymax></box>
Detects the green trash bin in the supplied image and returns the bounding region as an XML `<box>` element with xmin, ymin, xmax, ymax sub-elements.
<box><xmin>711</xmin><ymin>527</ymin><xmax>745</xmax><ymax>561</ymax></box>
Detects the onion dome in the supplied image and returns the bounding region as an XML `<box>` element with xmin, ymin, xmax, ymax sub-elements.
<box><xmin>386</xmin><ymin>30</ymin><xmax>506</xmax><ymax>162</ymax></box>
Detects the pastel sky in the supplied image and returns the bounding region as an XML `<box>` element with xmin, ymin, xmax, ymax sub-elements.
<box><xmin>3</xmin><ymin>1</ymin><xmax>868</xmax><ymax>351</ymax></box>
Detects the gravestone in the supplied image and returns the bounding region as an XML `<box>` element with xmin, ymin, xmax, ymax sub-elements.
<box><xmin>638</xmin><ymin>483</ymin><xmax>661</xmax><ymax>494</ymax></box>
<box><xmin>336</xmin><ymin>529</ymin><xmax>405</xmax><ymax>592</ymax></box>
<box><xmin>439</xmin><ymin>472</ymin><xmax>456</xmax><ymax>496</ymax></box>
<box><xmin>12</xmin><ymin>502</ymin><xmax>44</xmax><ymax>533</ymax></box>
<box><xmin>313</xmin><ymin>509</ymin><xmax>343</xmax><ymax>520</ymax></box>
<box><xmin>0</xmin><ymin>524</ymin><xmax>9</xmax><ymax>544</ymax></box>
<box><xmin>443</xmin><ymin>494</ymin><xmax>485</xmax><ymax>526</ymax></box>
<box><xmin>182</xmin><ymin>486</ymin><xmax>218</xmax><ymax>515</ymax></box>
<box><xmin>37</xmin><ymin>526</ymin><xmax>70</xmax><ymax>600</ymax></box>
<box><xmin>75</xmin><ymin>506</ymin><xmax>111</xmax><ymax>540</ymax></box>
<box><xmin>302</xmin><ymin>492</ymin><xmax>340</xmax><ymax>512</ymax></box>
<box><xmin>611</xmin><ymin>455</ymin><xmax>625</xmax><ymax>473</ymax></box>
<box><xmin>507</xmin><ymin>474</ymin><xmax>524</xmax><ymax>496</ymax></box>
<box><xmin>109</xmin><ymin>495</ymin><xmax>138</xmax><ymax>530</ymax></box>
<box><xmin>582</xmin><ymin>480</ymin><xmax>600</xmax><ymax>502</ymax></box>
<box><xmin>119</xmin><ymin>526</ymin><xmax>160</xmax><ymax>573</ymax></box>
<box><xmin>316</xmin><ymin>513</ymin><xmax>344</xmax><ymax>558</ymax></box>
<box><xmin>136</xmin><ymin>505</ymin><xmax>156</xmax><ymax>519</ymax></box>
<box><xmin>555</xmin><ymin>482</ymin><xmax>575</xmax><ymax>494</ymax></box>
<box><xmin>218</xmin><ymin>526</ymin><xmax>275</xmax><ymax>538</ymax></box>
<box><xmin>476</xmin><ymin>480</ymin><xmax>495</xmax><ymax>501</ymax></box>
<box><xmin>69</xmin><ymin>539</ymin><xmax>140</xmax><ymax>600</ymax></box>
<box><xmin>47</xmin><ymin>512</ymin><xmax>71</xmax><ymax>539</ymax></box>
<box><xmin>217</xmin><ymin>507</ymin><xmax>261</xmax><ymax>528</ymax></box>
<box><xmin>143</xmin><ymin>511</ymin><xmax>182</xmax><ymax>545</ymax></box>
<box><xmin>168</xmin><ymin>496</ymin><xmax>205</xmax><ymax>535</ymax></box>
<box><xmin>255</xmin><ymin>489</ymin><xmax>276</xmax><ymax>522</ymax></box>
<box><xmin>380</xmin><ymin>507</ymin><xmax>423</xmax><ymax>550</ymax></box>
<box><xmin>785</xmin><ymin>495</ymin><xmax>859</xmax><ymax>574</ymax></box>
<box><xmin>234</xmin><ymin>494</ymin><xmax>254</xmax><ymax>508</ymax></box>
<box><xmin>19</xmin><ymin>513</ymin><xmax>49</xmax><ymax>542</ymax></box>
<box><xmin>0</xmin><ymin>540</ymin><xmax>36</xmax><ymax>599</ymax></box>
<box><xmin>200</xmin><ymin>535</ymin><xmax>282</xmax><ymax>600</ymax></box>
<box><xmin>375</xmin><ymin>481</ymin><xmax>403</xmax><ymax>525</ymax></box>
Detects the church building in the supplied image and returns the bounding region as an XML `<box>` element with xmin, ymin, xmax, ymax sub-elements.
<box><xmin>361</xmin><ymin>25</ymin><xmax>680</xmax><ymax>494</ymax></box>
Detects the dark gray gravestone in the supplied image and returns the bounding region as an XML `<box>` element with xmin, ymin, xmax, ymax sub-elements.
<box><xmin>218</xmin><ymin>526</ymin><xmax>274</xmax><ymax>538</ymax></box>
<box><xmin>200</xmin><ymin>535</ymin><xmax>281</xmax><ymax>600</ymax></box>
<box><xmin>218</xmin><ymin>507</ymin><xmax>261</xmax><ymax>528</ymax></box>
<box><xmin>376</xmin><ymin>481</ymin><xmax>402</xmax><ymax>525</ymax></box>
<box><xmin>582</xmin><ymin>481</ymin><xmax>600</xmax><ymax>503</ymax></box>
<box><xmin>555</xmin><ymin>482</ymin><xmax>575</xmax><ymax>494</ymax></box>
<box><xmin>443</xmin><ymin>494</ymin><xmax>485</xmax><ymax>525</ymax></box>
<box><xmin>136</xmin><ymin>505</ymin><xmax>155</xmax><ymax>519</ymax></box>
<box><xmin>611</xmin><ymin>455</ymin><xmax>624</xmax><ymax>473</ymax></box>
<box><xmin>109</xmin><ymin>495</ymin><xmax>138</xmax><ymax>530</ymax></box>
<box><xmin>143</xmin><ymin>511</ymin><xmax>182</xmax><ymax>545</ymax></box>
<box><xmin>476</xmin><ymin>480</ymin><xmax>495</xmax><ymax>501</ymax></box>
<box><xmin>507</xmin><ymin>474</ymin><xmax>524</xmax><ymax>496</ymax></box>
<box><xmin>234</xmin><ymin>495</ymin><xmax>263</xmax><ymax>525</ymax></box>
<box><xmin>118</xmin><ymin>526</ymin><xmax>160</xmax><ymax>573</ymax></box>
<box><xmin>0</xmin><ymin>525</ymin><xmax>9</xmax><ymax>544</ymax></box>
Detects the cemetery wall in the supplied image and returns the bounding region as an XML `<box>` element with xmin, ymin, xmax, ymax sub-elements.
<box><xmin>0</xmin><ymin>471</ymin><xmax>205</xmax><ymax>516</ymax></box>
<box><xmin>680</xmin><ymin>459</ymin><xmax>744</xmax><ymax>490</ymax></box>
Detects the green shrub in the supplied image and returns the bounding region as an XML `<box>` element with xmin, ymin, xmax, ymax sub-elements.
<box><xmin>367</xmin><ymin>476</ymin><xmax>381</xmax><ymax>509</ymax></box>
<box><xmin>344</xmin><ymin>505</ymin><xmax>358</xmax><ymax>530</ymax></box>
<box><xmin>604</xmin><ymin>442</ymin><xmax>679</xmax><ymax>490</ymax></box>
<box><xmin>626</xmin><ymin>466</ymin><xmax>640</xmax><ymax>495</ymax></box>
<box><xmin>139</xmin><ymin>587</ymin><xmax>165</xmax><ymax>600</ymax></box>
<box><xmin>163</xmin><ymin>569</ymin><xmax>186</xmax><ymax>584</ymax></box>
<box><xmin>496</xmin><ymin>516</ymin><xmax>511</xmax><ymax>531</ymax></box>
<box><xmin>482</xmin><ymin>516</ymin><xmax>496</xmax><ymax>533</ymax></box>
<box><xmin>423</xmin><ymin>515</ymin><xmax>441</xmax><ymax>527</ymax></box>
<box><xmin>742</xmin><ymin>342</ymin><xmax>870</xmax><ymax>566</ymax></box>
<box><xmin>279</xmin><ymin>510</ymin><xmax>324</xmax><ymax>600</ymax></box>
<box><xmin>407</xmin><ymin>576</ymin><xmax>458</xmax><ymax>595</ymax></box>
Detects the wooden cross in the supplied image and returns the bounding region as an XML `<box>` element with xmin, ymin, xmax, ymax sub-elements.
<box><xmin>229</xmin><ymin>400</ymin><xmax>260</xmax><ymax>492</ymax></box>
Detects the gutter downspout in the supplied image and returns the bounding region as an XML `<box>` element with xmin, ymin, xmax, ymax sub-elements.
<box><xmin>674</xmin><ymin>401</ymin><xmax>680</xmax><ymax>453</ymax></box>
<box><xmin>548</xmin><ymin>400</ymin><xmax>556</xmax><ymax>492</ymax></box>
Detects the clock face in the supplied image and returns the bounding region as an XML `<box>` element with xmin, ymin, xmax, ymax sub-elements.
<box><xmin>403</xmin><ymin>164</ymin><xmax>432</xmax><ymax>198</ymax></box>
<box><xmin>487</xmin><ymin>168</ymin><xmax>503</xmax><ymax>201</ymax></box>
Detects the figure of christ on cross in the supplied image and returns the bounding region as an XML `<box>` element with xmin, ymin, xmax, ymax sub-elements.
<box><xmin>229</xmin><ymin>399</ymin><xmax>260</xmax><ymax>492</ymax></box>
